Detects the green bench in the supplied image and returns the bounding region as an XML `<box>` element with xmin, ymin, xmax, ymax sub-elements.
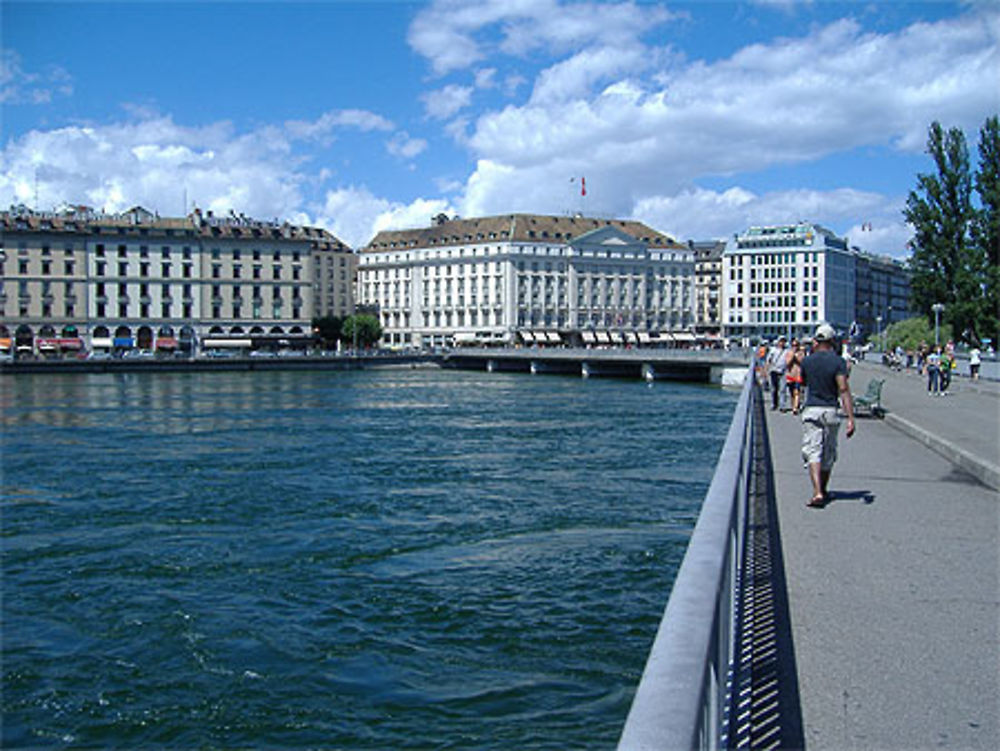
<box><xmin>854</xmin><ymin>378</ymin><xmax>885</xmax><ymax>418</ymax></box>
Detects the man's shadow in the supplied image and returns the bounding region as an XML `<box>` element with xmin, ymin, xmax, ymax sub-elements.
<box><xmin>827</xmin><ymin>489</ymin><xmax>876</xmax><ymax>505</ymax></box>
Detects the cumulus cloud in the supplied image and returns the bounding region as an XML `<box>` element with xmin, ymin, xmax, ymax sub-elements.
<box><xmin>386</xmin><ymin>131</ymin><xmax>428</xmax><ymax>159</ymax></box>
<box><xmin>632</xmin><ymin>186</ymin><xmax>912</xmax><ymax>256</ymax></box>
<box><xmin>0</xmin><ymin>115</ymin><xmax>303</xmax><ymax>218</ymax></box>
<box><xmin>284</xmin><ymin>109</ymin><xmax>394</xmax><ymax>142</ymax></box>
<box><xmin>453</xmin><ymin>4</ymin><xmax>999</xmax><ymax>255</ymax></box>
<box><xmin>0</xmin><ymin>49</ymin><xmax>73</xmax><ymax>105</ymax></box>
<box><xmin>407</xmin><ymin>0</ymin><xmax>674</xmax><ymax>75</ymax></box>
<box><xmin>313</xmin><ymin>186</ymin><xmax>454</xmax><ymax>247</ymax></box>
<box><xmin>422</xmin><ymin>84</ymin><xmax>474</xmax><ymax>120</ymax></box>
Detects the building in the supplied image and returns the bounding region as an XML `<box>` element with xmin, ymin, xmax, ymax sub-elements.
<box><xmin>689</xmin><ymin>240</ymin><xmax>724</xmax><ymax>337</ymax></box>
<box><xmin>0</xmin><ymin>204</ymin><xmax>354</xmax><ymax>355</ymax></box>
<box><xmin>853</xmin><ymin>250</ymin><xmax>910</xmax><ymax>345</ymax></box>
<box><xmin>722</xmin><ymin>222</ymin><xmax>856</xmax><ymax>343</ymax></box>
<box><xmin>357</xmin><ymin>213</ymin><xmax>695</xmax><ymax>349</ymax></box>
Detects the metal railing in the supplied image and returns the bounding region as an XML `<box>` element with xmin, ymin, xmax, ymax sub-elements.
<box><xmin>618</xmin><ymin>369</ymin><xmax>758</xmax><ymax>750</ymax></box>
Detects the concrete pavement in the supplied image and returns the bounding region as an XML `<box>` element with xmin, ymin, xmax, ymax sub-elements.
<box><xmin>765</xmin><ymin>363</ymin><xmax>999</xmax><ymax>749</ymax></box>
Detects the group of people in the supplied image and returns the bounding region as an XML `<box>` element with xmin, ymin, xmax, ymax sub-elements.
<box><xmin>757</xmin><ymin>325</ymin><xmax>857</xmax><ymax>509</ymax></box>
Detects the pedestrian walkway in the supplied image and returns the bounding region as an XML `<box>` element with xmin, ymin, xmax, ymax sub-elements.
<box><xmin>765</xmin><ymin>363</ymin><xmax>999</xmax><ymax>749</ymax></box>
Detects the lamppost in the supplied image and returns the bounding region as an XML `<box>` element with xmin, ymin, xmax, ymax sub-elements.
<box><xmin>932</xmin><ymin>303</ymin><xmax>945</xmax><ymax>347</ymax></box>
<box><xmin>876</xmin><ymin>315</ymin><xmax>882</xmax><ymax>352</ymax></box>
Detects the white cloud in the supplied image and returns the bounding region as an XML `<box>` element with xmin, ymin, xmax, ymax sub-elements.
<box><xmin>284</xmin><ymin>109</ymin><xmax>394</xmax><ymax>142</ymax></box>
<box><xmin>386</xmin><ymin>131</ymin><xmax>428</xmax><ymax>159</ymax></box>
<box><xmin>421</xmin><ymin>84</ymin><xmax>474</xmax><ymax>120</ymax></box>
<box><xmin>632</xmin><ymin>186</ymin><xmax>913</xmax><ymax>257</ymax></box>
<box><xmin>0</xmin><ymin>115</ymin><xmax>304</xmax><ymax>219</ymax></box>
<box><xmin>407</xmin><ymin>0</ymin><xmax>674</xmax><ymax>75</ymax></box>
<box><xmin>313</xmin><ymin>186</ymin><xmax>454</xmax><ymax>247</ymax></box>
<box><xmin>454</xmin><ymin>6</ymin><xmax>999</xmax><ymax>239</ymax></box>
<box><xmin>0</xmin><ymin>49</ymin><xmax>73</xmax><ymax>105</ymax></box>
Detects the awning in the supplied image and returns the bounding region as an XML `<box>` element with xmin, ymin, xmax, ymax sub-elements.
<box><xmin>638</xmin><ymin>332</ymin><xmax>651</xmax><ymax>344</ymax></box>
<box><xmin>581</xmin><ymin>331</ymin><xmax>596</xmax><ymax>343</ymax></box>
<box><xmin>203</xmin><ymin>338</ymin><xmax>252</xmax><ymax>348</ymax></box>
<box><xmin>453</xmin><ymin>332</ymin><xmax>476</xmax><ymax>344</ymax></box>
<box><xmin>38</xmin><ymin>339</ymin><xmax>58</xmax><ymax>351</ymax></box>
<box><xmin>91</xmin><ymin>337</ymin><xmax>113</xmax><ymax>348</ymax></box>
<box><xmin>0</xmin><ymin>337</ymin><xmax>13</xmax><ymax>350</ymax></box>
<box><xmin>113</xmin><ymin>337</ymin><xmax>134</xmax><ymax>348</ymax></box>
<box><xmin>520</xmin><ymin>331</ymin><xmax>535</xmax><ymax>343</ymax></box>
<box><xmin>155</xmin><ymin>337</ymin><xmax>179</xmax><ymax>349</ymax></box>
<box><xmin>596</xmin><ymin>331</ymin><xmax>611</xmax><ymax>343</ymax></box>
<box><xmin>625</xmin><ymin>331</ymin><xmax>639</xmax><ymax>343</ymax></box>
<box><xmin>672</xmin><ymin>332</ymin><xmax>696</xmax><ymax>342</ymax></box>
<box><xmin>57</xmin><ymin>338</ymin><xmax>83</xmax><ymax>350</ymax></box>
<box><xmin>542</xmin><ymin>332</ymin><xmax>560</xmax><ymax>343</ymax></box>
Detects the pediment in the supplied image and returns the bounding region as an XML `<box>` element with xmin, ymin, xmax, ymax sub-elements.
<box><xmin>573</xmin><ymin>225</ymin><xmax>645</xmax><ymax>250</ymax></box>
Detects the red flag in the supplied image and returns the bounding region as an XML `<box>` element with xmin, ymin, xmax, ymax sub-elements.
<box><xmin>581</xmin><ymin>176</ymin><xmax>586</xmax><ymax>196</ymax></box>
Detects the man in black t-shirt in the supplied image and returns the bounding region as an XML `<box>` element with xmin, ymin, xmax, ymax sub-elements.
<box><xmin>800</xmin><ymin>323</ymin><xmax>856</xmax><ymax>508</ymax></box>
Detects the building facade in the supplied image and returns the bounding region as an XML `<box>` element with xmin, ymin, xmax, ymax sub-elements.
<box><xmin>0</xmin><ymin>205</ymin><xmax>353</xmax><ymax>355</ymax></box>
<box><xmin>722</xmin><ymin>223</ymin><xmax>856</xmax><ymax>343</ymax></box>
<box><xmin>689</xmin><ymin>240</ymin><xmax>724</xmax><ymax>337</ymax></box>
<box><xmin>853</xmin><ymin>251</ymin><xmax>911</xmax><ymax>345</ymax></box>
<box><xmin>721</xmin><ymin>222</ymin><xmax>911</xmax><ymax>344</ymax></box>
<box><xmin>358</xmin><ymin>213</ymin><xmax>695</xmax><ymax>348</ymax></box>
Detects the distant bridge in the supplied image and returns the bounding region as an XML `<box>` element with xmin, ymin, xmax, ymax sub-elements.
<box><xmin>442</xmin><ymin>347</ymin><xmax>750</xmax><ymax>385</ymax></box>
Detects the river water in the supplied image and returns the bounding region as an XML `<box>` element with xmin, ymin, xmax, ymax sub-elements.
<box><xmin>1</xmin><ymin>367</ymin><xmax>737</xmax><ymax>749</ymax></box>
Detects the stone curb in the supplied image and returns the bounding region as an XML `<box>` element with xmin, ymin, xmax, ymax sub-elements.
<box><xmin>884</xmin><ymin>412</ymin><xmax>1000</xmax><ymax>492</ymax></box>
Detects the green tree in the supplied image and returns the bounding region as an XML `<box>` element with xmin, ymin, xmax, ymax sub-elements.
<box><xmin>885</xmin><ymin>316</ymin><xmax>952</xmax><ymax>353</ymax></box>
<box><xmin>972</xmin><ymin>115</ymin><xmax>1000</xmax><ymax>346</ymax></box>
<box><xmin>341</xmin><ymin>314</ymin><xmax>383</xmax><ymax>349</ymax></box>
<box><xmin>903</xmin><ymin>121</ymin><xmax>987</xmax><ymax>345</ymax></box>
<box><xmin>311</xmin><ymin>315</ymin><xmax>342</xmax><ymax>349</ymax></box>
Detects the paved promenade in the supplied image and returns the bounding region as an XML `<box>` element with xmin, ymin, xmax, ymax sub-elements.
<box><xmin>765</xmin><ymin>360</ymin><xmax>999</xmax><ymax>749</ymax></box>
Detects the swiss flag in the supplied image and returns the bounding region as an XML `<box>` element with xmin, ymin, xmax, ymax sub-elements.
<box><xmin>581</xmin><ymin>176</ymin><xmax>586</xmax><ymax>196</ymax></box>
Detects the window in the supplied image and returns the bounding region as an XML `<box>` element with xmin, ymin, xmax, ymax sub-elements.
<box><xmin>118</xmin><ymin>262</ymin><xmax>128</xmax><ymax>276</ymax></box>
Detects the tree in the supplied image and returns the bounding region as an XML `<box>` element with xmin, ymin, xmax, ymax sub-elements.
<box><xmin>972</xmin><ymin>115</ymin><xmax>1000</xmax><ymax>346</ymax></box>
<box><xmin>885</xmin><ymin>316</ymin><xmax>952</xmax><ymax>353</ymax></box>
<box><xmin>312</xmin><ymin>315</ymin><xmax>342</xmax><ymax>349</ymax></box>
<box><xmin>904</xmin><ymin>118</ymin><xmax>998</xmax><ymax>346</ymax></box>
<box><xmin>340</xmin><ymin>314</ymin><xmax>383</xmax><ymax>349</ymax></box>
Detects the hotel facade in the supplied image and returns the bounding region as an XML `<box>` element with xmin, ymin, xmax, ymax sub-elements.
<box><xmin>357</xmin><ymin>213</ymin><xmax>696</xmax><ymax>349</ymax></box>
<box><xmin>0</xmin><ymin>205</ymin><xmax>354</xmax><ymax>355</ymax></box>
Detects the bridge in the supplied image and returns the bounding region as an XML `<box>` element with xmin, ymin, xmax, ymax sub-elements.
<box><xmin>442</xmin><ymin>347</ymin><xmax>750</xmax><ymax>385</ymax></box>
<box><xmin>619</xmin><ymin>360</ymin><xmax>999</xmax><ymax>749</ymax></box>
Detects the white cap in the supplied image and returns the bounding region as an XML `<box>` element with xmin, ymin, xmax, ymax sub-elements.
<box><xmin>813</xmin><ymin>323</ymin><xmax>837</xmax><ymax>342</ymax></box>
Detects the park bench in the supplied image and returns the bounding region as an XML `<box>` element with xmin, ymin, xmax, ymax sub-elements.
<box><xmin>854</xmin><ymin>377</ymin><xmax>885</xmax><ymax>418</ymax></box>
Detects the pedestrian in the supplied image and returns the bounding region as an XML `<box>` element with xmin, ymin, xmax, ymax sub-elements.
<box><xmin>940</xmin><ymin>348</ymin><xmax>953</xmax><ymax>393</ymax></box>
<box><xmin>766</xmin><ymin>336</ymin><xmax>789</xmax><ymax>410</ymax></box>
<box><xmin>970</xmin><ymin>346</ymin><xmax>981</xmax><ymax>380</ymax></box>
<box><xmin>786</xmin><ymin>341</ymin><xmax>805</xmax><ymax>414</ymax></box>
<box><xmin>800</xmin><ymin>323</ymin><xmax>856</xmax><ymax>508</ymax></box>
<box><xmin>926</xmin><ymin>346</ymin><xmax>942</xmax><ymax>395</ymax></box>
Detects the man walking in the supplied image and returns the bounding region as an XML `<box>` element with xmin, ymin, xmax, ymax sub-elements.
<box><xmin>766</xmin><ymin>336</ymin><xmax>789</xmax><ymax>411</ymax></box>
<box><xmin>800</xmin><ymin>323</ymin><xmax>856</xmax><ymax>508</ymax></box>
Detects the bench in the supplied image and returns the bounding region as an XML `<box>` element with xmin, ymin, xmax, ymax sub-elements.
<box><xmin>854</xmin><ymin>378</ymin><xmax>885</xmax><ymax>418</ymax></box>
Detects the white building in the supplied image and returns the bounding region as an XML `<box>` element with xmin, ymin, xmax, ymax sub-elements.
<box><xmin>358</xmin><ymin>213</ymin><xmax>695</xmax><ymax>348</ymax></box>
<box><xmin>722</xmin><ymin>222</ymin><xmax>855</xmax><ymax>343</ymax></box>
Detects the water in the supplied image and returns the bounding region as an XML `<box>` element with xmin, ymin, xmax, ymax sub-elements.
<box><xmin>1</xmin><ymin>367</ymin><xmax>737</xmax><ymax>749</ymax></box>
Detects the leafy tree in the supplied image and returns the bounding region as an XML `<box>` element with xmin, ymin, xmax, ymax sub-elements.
<box><xmin>903</xmin><ymin>120</ymin><xmax>989</xmax><ymax>345</ymax></box>
<box><xmin>885</xmin><ymin>316</ymin><xmax>953</xmax><ymax>353</ymax></box>
<box><xmin>312</xmin><ymin>315</ymin><xmax>342</xmax><ymax>349</ymax></box>
<box><xmin>340</xmin><ymin>314</ymin><xmax>383</xmax><ymax>349</ymax></box>
<box><xmin>972</xmin><ymin>115</ymin><xmax>1000</xmax><ymax>346</ymax></box>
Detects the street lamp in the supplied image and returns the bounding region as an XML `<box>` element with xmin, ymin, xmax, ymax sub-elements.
<box><xmin>932</xmin><ymin>303</ymin><xmax>945</xmax><ymax>347</ymax></box>
<box><xmin>876</xmin><ymin>315</ymin><xmax>882</xmax><ymax>352</ymax></box>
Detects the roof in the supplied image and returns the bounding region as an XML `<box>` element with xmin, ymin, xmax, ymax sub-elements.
<box><xmin>0</xmin><ymin>205</ymin><xmax>348</xmax><ymax>250</ymax></box>
<box><xmin>362</xmin><ymin>213</ymin><xmax>683</xmax><ymax>252</ymax></box>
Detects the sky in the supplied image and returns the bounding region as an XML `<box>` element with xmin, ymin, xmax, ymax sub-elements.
<box><xmin>2</xmin><ymin>0</ymin><xmax>998</xmax><ymax>256</ymax></box>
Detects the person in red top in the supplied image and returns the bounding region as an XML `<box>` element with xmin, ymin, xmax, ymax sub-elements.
<box><xmin>800</xmin><ymin>323</ymin><xmax>856</xmax><ymax>508</ymax></box>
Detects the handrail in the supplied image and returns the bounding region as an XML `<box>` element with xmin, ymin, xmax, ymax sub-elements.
<box><xmin>618</xmin><ymin>369</ymin><xmax>757</xmax><ymax>750</ymax></box>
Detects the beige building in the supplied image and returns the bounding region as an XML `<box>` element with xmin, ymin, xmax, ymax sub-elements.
<box><xmin>689</xmin><ymin>240</ymin><xmax>724</xmax><ymax>337</ymax></box>
<box><xmin>0</xmin><ymin>205</ymin><xmax>354</xmax><ymax>355</ymax></box>
<box><xmin>359</xmin><ymin>213</ymin><xmax>695</xmax><ymax>349</ymax></box>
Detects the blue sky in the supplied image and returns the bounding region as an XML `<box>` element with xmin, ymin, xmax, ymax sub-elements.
<box><xmin>2</xmin><ymin>1</ymin><xmax>998</xmax><ymax>255</ymax></box>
